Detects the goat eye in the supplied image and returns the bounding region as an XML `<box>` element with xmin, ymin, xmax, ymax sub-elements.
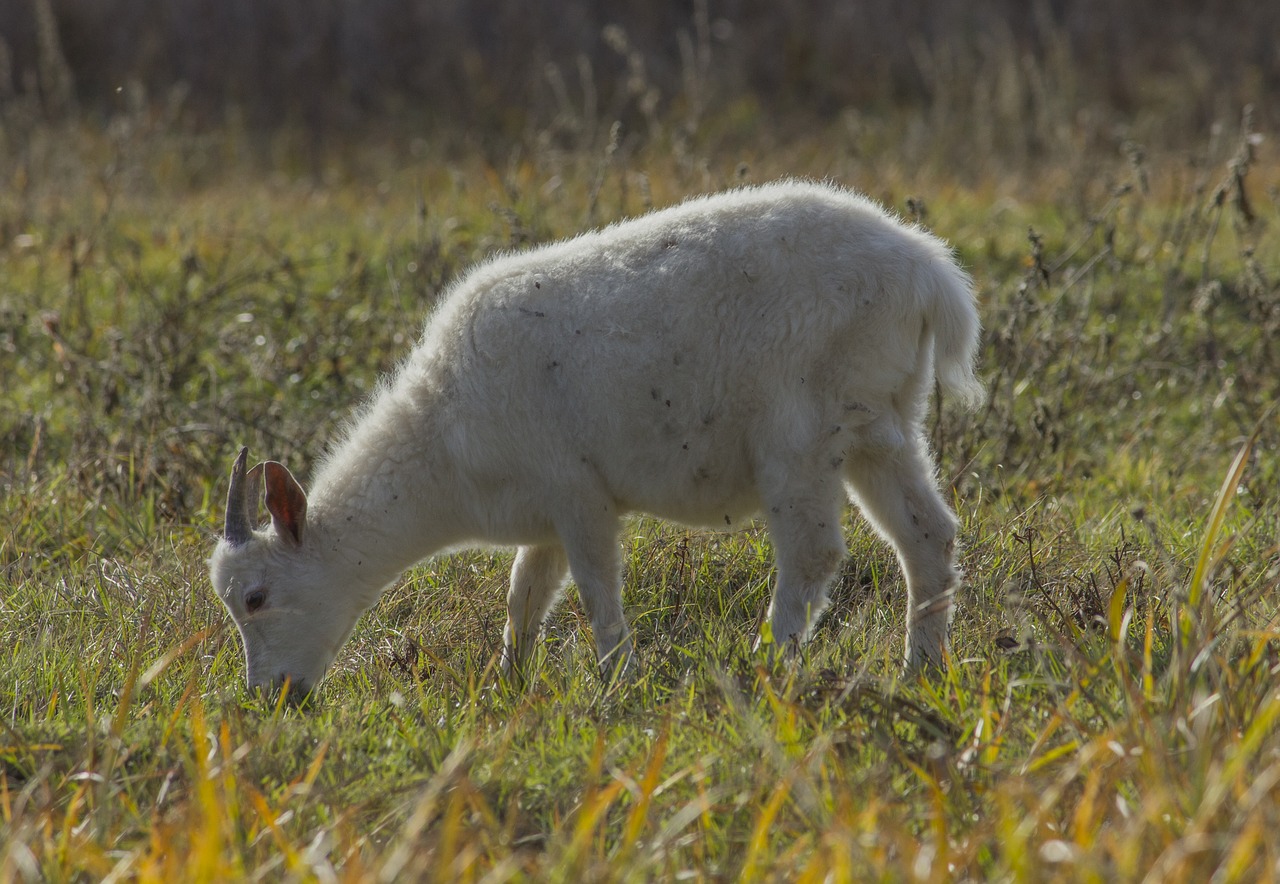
<box><xmin>245</xmin><ymin>589</ymin><xmax>267</xmax><ymax>612</ymax></box>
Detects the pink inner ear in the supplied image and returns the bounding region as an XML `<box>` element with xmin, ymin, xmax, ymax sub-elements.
<box><xmin>263</xmin><ymin>461</ymin><xmax>308</xmax><ymax>545</ymax></box>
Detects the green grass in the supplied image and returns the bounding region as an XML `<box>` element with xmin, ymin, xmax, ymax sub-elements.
<box><xmin>2</xmin><ymin>114</ymin><xmax>1279</xmax><ymax>881</ymax></box>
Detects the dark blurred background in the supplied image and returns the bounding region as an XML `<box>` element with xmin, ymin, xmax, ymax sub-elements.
<box><xmin>1</xmin><ymin>0</ymin><xmax>1276</xmax><ymax>148</ymax></box>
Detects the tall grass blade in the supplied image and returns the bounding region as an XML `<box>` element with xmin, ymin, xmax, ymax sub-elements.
<box><xmin>740</xmin><ymin>774</ymin><xmax>794</xmax><ymax>883</ymax></box>
<box><xmin>1179</xmin><ymin>428</ymin><xmax>1258</xmax><ymax>662</ymax></box>
<box><xmin>1187</xmin><ymin>432</ymin><xmax>1256</xmax><ymax>611</ymax></box>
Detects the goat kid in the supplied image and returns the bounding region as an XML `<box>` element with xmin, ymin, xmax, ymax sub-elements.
<box><xmin>209</xmin><ymin>180</ymin><xmax>983</xmax><ymax>697</ymax></box>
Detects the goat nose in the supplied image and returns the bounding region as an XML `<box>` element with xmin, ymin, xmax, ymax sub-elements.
<box><xmin>275</xmin><ymin>674</ymin><xmax>314</xmax><ymax>706</ymax></box>
<box><xmin>247</xmin><ymin>673</ymin><xmax>314</xmax><ymax>706</ymax></box>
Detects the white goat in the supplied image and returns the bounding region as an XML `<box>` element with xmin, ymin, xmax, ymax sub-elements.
<box><xmin>209</xmin><ymin>180</ymin><xmax>983</xmax><ymax>696</ymax></box>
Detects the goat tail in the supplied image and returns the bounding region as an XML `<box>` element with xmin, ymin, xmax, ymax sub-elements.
<box><xmin>923</xmin><ymin>256</ymin><xmax>985</xmax><ymax>410</ymax></box>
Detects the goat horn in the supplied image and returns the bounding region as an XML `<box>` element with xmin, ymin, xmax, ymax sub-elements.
<box><xmin>224</xmin><ymin>447</ymin><xmax>256</xmax><ymax>545</ymax></box>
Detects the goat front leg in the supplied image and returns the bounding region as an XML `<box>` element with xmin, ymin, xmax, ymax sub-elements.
<box><xmin>557</xmin><ymin>506</ymin><xmax>635</xmax><ymax>683</ymax></box>
<box><xmin>502</xmin><ymin>543</ymin><xmax>570</xmax><ymax>682</ymax></box>
<box><xmin>760</xmin><ymin>480</ymin><xmax>848</xmax><ymax>656</ymax></box>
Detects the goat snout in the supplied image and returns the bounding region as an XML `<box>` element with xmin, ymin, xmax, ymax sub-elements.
<box><xmin>249</xmin><ymin>673</ymin><xmax>314</xmax><ymax>706</ymax></box>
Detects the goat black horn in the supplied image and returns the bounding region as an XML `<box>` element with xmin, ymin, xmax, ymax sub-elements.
<box><xmin>224</xmin><ymin>447</ymin><xmax>255</xmax><ymax>545</ymax></box>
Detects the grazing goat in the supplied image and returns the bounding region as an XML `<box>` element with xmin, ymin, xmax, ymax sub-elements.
<box><xmin>209</xmin><ymin>180</ymin><xmax>983</xmax><ymax>697</ymax></box>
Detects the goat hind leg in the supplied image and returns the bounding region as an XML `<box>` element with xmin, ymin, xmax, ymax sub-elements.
<box><xmin>845</xmin><ymin>440</ymin><xmax>960</xmax><ymax>671</ymax></box>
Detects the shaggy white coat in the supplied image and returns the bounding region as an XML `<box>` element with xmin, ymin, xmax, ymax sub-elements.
<box><xmin>209</xmin><ymin>180</ymin><xmax>983</xmax><ymax>694</ymax></box>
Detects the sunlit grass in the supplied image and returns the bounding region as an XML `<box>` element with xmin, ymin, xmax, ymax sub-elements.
<box><xmin>2</xmin><ymin>111</ymin><xmax>1279</xmax><ymax>880</ymax></box>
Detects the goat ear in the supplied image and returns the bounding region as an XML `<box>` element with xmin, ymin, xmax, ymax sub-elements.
<box><xmin>262</xmin><ymin>461</ymin><xmax>308</xmax><ymax>547</ymax></box>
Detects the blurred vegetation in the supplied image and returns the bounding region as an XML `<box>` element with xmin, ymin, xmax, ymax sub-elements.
<box><xmin>2</xmin><ymin>0</ymin><xmax>1277</xmax><ymax>157</ymax></box>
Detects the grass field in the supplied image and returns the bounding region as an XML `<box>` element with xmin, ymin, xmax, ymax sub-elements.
<box><xmin>2</xmin><ymin>100</ymin><xmax>1279</xmax><ymax>881</ymax></box>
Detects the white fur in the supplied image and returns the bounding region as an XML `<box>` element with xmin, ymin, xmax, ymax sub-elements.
<box><xmin>209</xmin><ymin>180</ymin><xmax>983</xmax><ymax>694</ymax></box>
